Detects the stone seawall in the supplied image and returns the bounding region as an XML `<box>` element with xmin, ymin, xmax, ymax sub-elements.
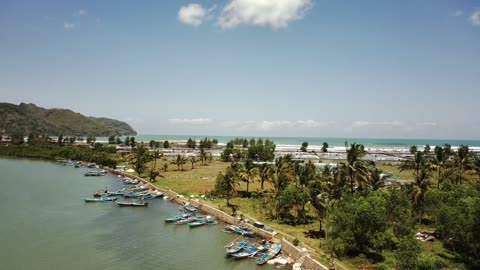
<box><xmin>281</xmin><ymin>238</ymin><xmax>308</xmax><ymax>260</ymax></box>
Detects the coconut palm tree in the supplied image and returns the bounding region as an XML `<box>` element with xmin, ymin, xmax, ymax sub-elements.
<box><xmin>235</xmin><ymin>159</ymin><xmax>258</xmax><ymax>193</ymax></box>
<box><xmin>341</xmin><ymin>142</ymin><xmax>369</xmax><ymax>193</ymax></box>
<box><xmin>411</xmin><ymin>166</ymin><xmax>431</xmax><ymax>223</ymax></box>
<box><xmin>190</xmin><ymin>156</ymin><xmax>197</xmax><ymax>169</ymax></box>
<box><xmin>400</xmin><ymin>149</ymin><xmax>425</xmax><ymax>176</ymax></box>
<box><xmin>430</xmin><ymin>146</ymin><xmax>447</xmax><ymax>188</ymax></box>
<box><xmin>214</xmin><ymin>166</ymin><xmax>240</xmax><ymax>206</ymax></box>
<box><xmin>199</xmin><ymin>149</ymin><xmax>207</xmax><ymax>165</ymax></box>
<box><xmin>148</xmin><ymin>169</ymin><xmax>161</xmax><ymax>182</ymax></box>
<box><xmin>171</xmin><ymin>154</ymin><xmax>186</xmax><ymax>171</ymax></box>
<box><xmin>152</xmin><ymin>150</ymin><xmax>163</xmax><ymax>170</ymax></box>
<box><xmin>455</xmin><ymin>145</ymin><xmax>474</xmax><ymax>185</ymax></box>
<box><xmin>368</xmin><ymin>167</ymin><xmax>385</xmax><ymax>191</ymax></box>
<box><xmin>258</xmin><ymin>163</ymin><xmax>275</xmax><ymax>190</ymax></box>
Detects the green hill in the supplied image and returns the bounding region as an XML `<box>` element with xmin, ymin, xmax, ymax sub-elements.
<box><xmin>0</xmin><ymin>103</ymin><xmax>137</xmax><ymax>136</ymax></box>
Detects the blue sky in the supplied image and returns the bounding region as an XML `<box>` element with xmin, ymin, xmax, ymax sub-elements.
<box><xmin>1</xmin><ymin>0</ymin><xmax>479</xmax><ymax>139</ymax></box>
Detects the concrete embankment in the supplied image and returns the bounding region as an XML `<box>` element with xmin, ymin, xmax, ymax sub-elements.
<box><xmin>105</xmin><ymin>167</ymin><xmax>333</xmax><ymax>270</ymax></box>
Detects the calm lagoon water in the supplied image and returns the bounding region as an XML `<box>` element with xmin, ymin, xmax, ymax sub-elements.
<box><xmin>0</xmin><ymin>158</ymin><xmax>283</xmax><ymax>270</ymax></box>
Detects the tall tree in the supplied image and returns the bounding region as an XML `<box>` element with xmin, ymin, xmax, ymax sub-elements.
<box><xmin>171</xmin><ymin>154</ymin><xmax>186</xmax><ymax>171</ymax></box>
<box><xmin>342</xmin><ymin>142</ymin><xmax>369</xmax><ymax>193</ymax></box>
<box><xmin>148</xmin><ymin>169</ymin><xmax>160</xmax><ymax>182</ymax></box>
<box><xmin>214</xmin><ymin>166</ymin><xmax>240</xmax><ymax>205</ymax></box>
<box><xmin>236</xmin><ymin>159</ymin><xmax>258</xmax><ymax>193</ymax></box>
<box><xmin>411</xmin><ymin>166</ymin><xmax>431</xmax><ymax>223</ymax></box>
<box><xmin>300</xmin><ymin>142</ymin><xmax>309</xmax><ymax>152</ymax></box>
<box><xmin>190</xmin><ymin>156</ymin><xmax>197</xmax><ymax>169</ymax></box>
<box><xmin>322</xmin><ymin>142</ymin><xmax>329</xmax><ymax>153</ymax></box>
<box><xmin>152</xmin><ymin>150</ymin><xmax>163</xmax><ymax>170</ymax></box>
<box><xmin>258</xmin><ymin>163</ymin><xmax>275</xmax><ymax>190</ymax></box>
<box><xmin>129</xmin><ymin>144</ymin><xmax>150</xmax><ymax>175</ymax></box>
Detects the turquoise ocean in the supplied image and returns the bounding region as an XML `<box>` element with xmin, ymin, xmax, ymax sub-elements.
<box><xmin>97</xmin><ymin>135</ymin><xmax>480</xmax><ymax>148</ymax></box>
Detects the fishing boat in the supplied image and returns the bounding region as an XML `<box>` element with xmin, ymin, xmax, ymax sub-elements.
<box><xmin>255</xmin><ymin>244</ymin><xmax>282</xmax><ymax>265</ymax></box>
<box><xmin>174</xmin><ymin>217</ymin><xmax>196</xmax><ymax>225</ymax></box>
<box><xmin>83</xmin><ymin>198</ymin><xmax>105</xmax><ymax>202</ymax></box>
<box><xmin>107</xmin><ymin>189</ymin><xmax>127</xmax><ymax>196</ymax></box>
<box><xmin>224</xmin><ymin>225</ymin><xmax>255</xmax><ymax>237</ymax></box>
<box><xmin>143</xmin><ymin>193</ymin><xmax>164</xmax><ymax>200</ymax></box>
<box><xmin>164</xmin><ymin>213</ymin><xmax>191</xmax><ymax>223</ymax></box>
<box><xmin>225</xmin><ymin>239</ymin><xmax>248</xmax><ymax>255</ymax></box>
<box><xmin>187</xmin><ymin>220</ymin><xmax>206</xmax><ymax>228</ymax></box>
<box><xmin>83</xmin><ymin>196</ymin><xmax>117</xmax><ymax>202</ymax></box>
<box><xmin>101</xmin><ymin>196</ymin><xmax>117</xmax><ymax>202</ymax></box>
<box><xmin>84</xmin><ymin>171</ymin><xmax>106</xmax><ymax>176</ymax></box>
<box><xmin>116</xmin><ymin>201</ymin><xmax>148</xmax><ymax>207</ymax></box>
<box><xmin>230</xmin><ymin>245</ymin><xmax>258</xmax><ymax>259</ymax></box>
<box><xmin>123</xmin><ymin>178</ymin><xmax>139</xmax><ymax>184</ymax></box>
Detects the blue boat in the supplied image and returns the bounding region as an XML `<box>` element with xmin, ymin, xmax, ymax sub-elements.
<box><xmin>225</xmin><ymin>225</ymin><xmax>255</xmax><ymax>237</ymax></box>
<box><xmin>255</xmin><ymin>244</ymin><xmax>282</xmax><ymax>265</ymax></box>
<box><xmin>83</xmin><ymin>196</ymin><xmax>117</xmax><ymax>202</ymax></box>
<box><xmin>116</xmin><ymin>201</ymin><xmax>148</xmax><ymax>207</ymax></box>
<box><xmin>225</xmin><ymin>239</ymin><xmax>248</xmax><ymax>255</ymax></box>
<box><xmin>230</xmin><ymin>245</ymin><xmax>259</xmax><ymax>259</ymax></box>
<box><xmin>187</xmin><ymin>221</ymin><xmax>206</xmax><ymax>228</ymax></box>
<box><xmin>142</xmin><ymin>193</ymin><xmax>164</xmax><ymax>200</ymax></box>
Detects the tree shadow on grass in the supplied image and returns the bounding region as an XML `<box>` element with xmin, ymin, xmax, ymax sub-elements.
<box><xmin>303</xmin><ymin>229</ymin><xmax>325</xmax><ymax>239</ymax></box>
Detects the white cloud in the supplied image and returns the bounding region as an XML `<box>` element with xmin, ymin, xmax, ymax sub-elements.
<box><xmin>178</xmin><ymin>3</ymin><xmax>212</xmax><ymax>27</ymax></box>
<box><xmin>352</xmin><ymin>121</ymin><xmax>403</xmax><ymax>128</ymax></box>
<box><xmin>470</xmin><ymin>11</ymin><xmax>480</xmax><ymax>26</ymax></box>
<box><xmin>168</xmin><ymin>118</ymin><xmax>213</xmax><ymax>125</ymax></box>
<box><xmin>74</xmin><ymin>9</ymin><xmax>87</xmax><ymax>16</ymax></box>
<box><xmin>233</xmin><ymin>120</ymin><xmax>330</xmax><ymax>131</ymax></box>
<box><xmin>454</xmin><ymin>10</ymin><xmax>463</xmax><ymax>17</ymax></box>
<box><xmin>416</xmin><ymin>122</ymin><xmax>437</xmax><ymax>127</ymax></box>
<box><xmin>63</xmin><ymin>22</ymin><xmax>75</xmax><ymax>29</ymax></box>
<box><xmin>218</xmin><ymin>0</ymin><xmax>313</xmax><ymax>29</ymax></box>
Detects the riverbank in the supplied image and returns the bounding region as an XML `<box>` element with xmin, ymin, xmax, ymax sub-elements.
<box><xmin>104</xmin><ymin>166</ymin><xmax>330</xmax><ymax>270</ymax></box>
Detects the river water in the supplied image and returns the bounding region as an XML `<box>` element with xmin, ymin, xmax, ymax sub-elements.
<box><xmin>0</xmin><ymin>158</ymin><xmax>283</xmax><ymax>270</ymax></box>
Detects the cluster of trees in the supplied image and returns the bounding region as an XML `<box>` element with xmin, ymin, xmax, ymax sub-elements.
<box><xmin>186</xmin><ymin>138</ymin><xmax>197</xmax><ymax>149</ymax></box>
<box><xmin>221</xmin><ymin>138</ymin><xmax>276</xmax><ymax>162</ymax></box>
<box><xmin>300</xmin><ymin>141</ymin><xmax>329</xmax><ymax>152</ymax></box>
<box><xmin>147</xmin><ymin>140</ymin><xmax>170</xmax><ymax>148</ymax></box>
<box><xmin>0</xmin><ymin>144</ymin><xmax>118</xmax><ymax>167</ymax></box>
<box><xmin>199</xmin><ymin>137</ymin><xmax>218</xmax><ymax>149</ymax></box>
<box><xmin>213</xmin><ymin>142</ymin><xmax>480</xmax><ymax>269</ymax></box>
<box><xmin>108</xmin><ymin>135</ymin><xmax>122</xmax><ymax>145</ymax></box>
<box><xmin>228</xmin><ymin>137</ymin><xmax>276</xmax><ymax>148</ymax></box>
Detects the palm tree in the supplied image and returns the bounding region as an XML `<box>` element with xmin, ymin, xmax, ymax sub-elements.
<box><xmin>148</xmin><ymin>169</ymin><xmax>161</xmax><ymax>182</ymax></box>
<box><xmin>190</xmin><ymin>156</ymin><xmax>197</xmax><ymax>169</ymax></box>
<box><xmin>400</xmin><ymin>149</ymin><xmax>425</xmax><ymax>176</ymax></box>
<box><xmin>162</xmin><ymin>163</ymin><xmax>168</xmax><ymax>172</ymax></box>
<box><xmin>411</xmin><ymin>166</ymin><xmax>431</xmax><ymax>224</ymax></box>
<box><xmin>455</xmin><ymin>145</ymin><xmax>474</xmax><ymax>185</ymax></box>
<box><xmin>430</xmin><ymin>145</ymin><xmax>446</xmax><ymax>188</ymax></box>
<box><xmin>368</xmin><ymin>167</ymin><xmax>385</xmax><ymax>191</ymax></box>
<box><xmin>152</xmin><ymin>150</ymin><xmax>163</xmax><ymax>170</ymax></box>
<box><xmin>342</xmin><ymin>142</ymin><xmax>369</xmax><ymax>193</ymax></box>
<box><xmin>242</xmin><ymin>159</ymin><xmax>258</xmax><ymax>193</ymax></box>
<box><xmin>258</xmin><ymin>163</ymin><xmax>275</xmax><ymax>190</ymax></box>
<box><xmin>171</xmin><ymin>154</ymin><xmax>186</xmax><ymax>171</ymax></box>
<box><xmin>199</xmin><ymin>149</ymin><xmax>207</xmax><ymax>165</ymax></box>
<box><xmin>214</xmin><ymin>166</ymin><xmax>240</xmax><ymax>206</ymax></box>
